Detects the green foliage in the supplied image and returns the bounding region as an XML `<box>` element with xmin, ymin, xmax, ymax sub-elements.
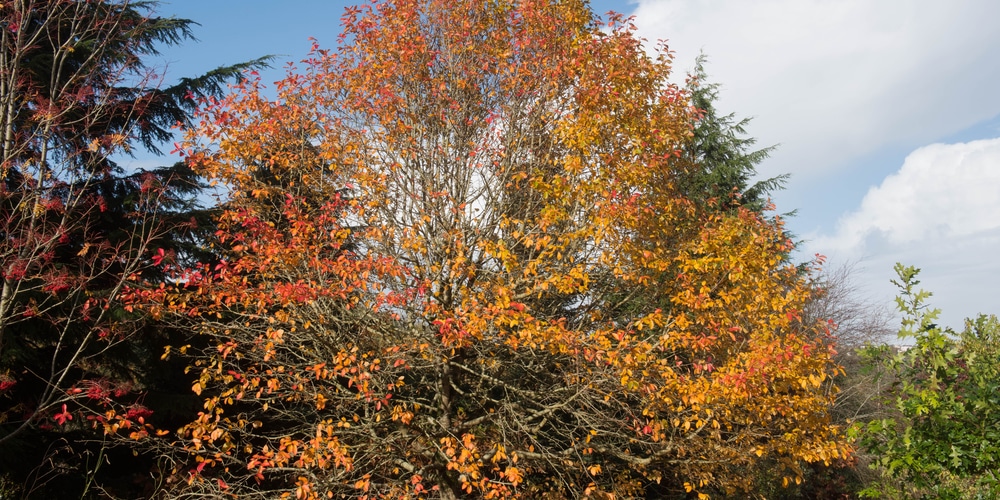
<box><xmin>851</xmin><ymin>263</ymin><xmax>1000</xmax><ymax>499</ymax></box>
<box><xmin>680</xmin><ymin>54</ymin><xmax>786</xmax><ymax>213</ymax></box>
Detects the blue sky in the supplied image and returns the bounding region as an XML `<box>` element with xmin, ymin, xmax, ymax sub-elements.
<box><xmin>148</xmin><ymin>0</ymin><xmax>1000</xmax><ymax>330</ymax></box>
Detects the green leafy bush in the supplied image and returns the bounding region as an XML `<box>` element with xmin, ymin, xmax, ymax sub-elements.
<box><xmin>851</xmin><ymin>264</ymin><xmax>1000</xmax><ymax>499</ymax></box>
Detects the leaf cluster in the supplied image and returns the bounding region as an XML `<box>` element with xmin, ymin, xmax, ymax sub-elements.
<box><xmin>851</xmin><ymin>264</ymin><xmax>1000</xmax><ymax>498</ymax></box>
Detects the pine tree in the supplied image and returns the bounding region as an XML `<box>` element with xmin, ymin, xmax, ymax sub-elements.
<box><xmin>0</xmin><ymin>1</ymin><xmax>269</xmax><ymax>496</ymax></box>
<box><xmin>681</xmin><ymin>54</ymin><xmax>786</xmax><ymax>213</ymax></box>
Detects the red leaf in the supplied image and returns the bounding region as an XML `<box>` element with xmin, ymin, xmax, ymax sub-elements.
<box><xmin>54</xmin><ymin>404</ymin><xmax>73</xmax><ymax>426</ymax></box>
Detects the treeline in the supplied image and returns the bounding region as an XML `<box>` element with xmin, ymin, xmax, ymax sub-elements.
<box><xmin>0</xmin><ymin>1</ymin><xmax>996</xmax><ymax>499</ymax></box>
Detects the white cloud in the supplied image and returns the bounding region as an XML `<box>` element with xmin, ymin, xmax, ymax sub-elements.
<box><xmin>817</xmin><ymin>138</ymin><xmax>1000</xmax><ymax>252</ymax></box>
<box><xmin>804</xmin><ymin>138</ymin><xmax>1000</xmax><ymax>328</ymax></box>
<box><xmin>629</xmin><ymin>0</ymin><xmax>1000</xmax><ymax>182</ymax></box>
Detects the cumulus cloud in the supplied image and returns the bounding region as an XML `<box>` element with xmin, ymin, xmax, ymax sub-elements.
<box><xmin>815</xmin><ymin>138</ymin><xmax>1000</xmax><ymax>253</ymax></box>
<box><xmin>804</xmin><ymin>138</ymin><xmax>1000</xmax><ymax>328</ymax></box>
<box><xmin>628</xmin><ymin>0</ymin><xmax>1000</xmax><ymax>182</ymax></box>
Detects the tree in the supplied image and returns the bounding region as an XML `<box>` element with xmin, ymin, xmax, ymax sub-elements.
<box><xmin>0</xmin><ymin>0</ymin><xmax>268</xmax><ymax>495</ymax></box>
<box><xmin>852</xmin><ymin>264</ymin><xmax>1000</xmax><ymax>498</ymax></box>
<box><xmin>138</xmin><ymin>1</ymin><xmax>849</xmax><ymax>497</ymax></box>
<box><xmin>679</xmin><ymin>54</ymin><xmax>785</xmax><ymax>214</ymax></box>
<box><xmin>750</xmin><ymin>263</ymin><xmax>899</xmax><ymax>499</ymax></box>
<box><xmin>803</xmin><ymin>263</ymin><xmax>895</xmax><ymax>426</ymax></box>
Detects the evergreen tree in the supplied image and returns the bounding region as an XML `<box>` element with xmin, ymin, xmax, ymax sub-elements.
<box><xmin>681</xmin><ymin>54</ymin><xmax>786</xmax><ymax>213</ymax></box>
<box><xmin>0</xmin><ymin>1</ymin><xmax>269</xmax><ymax>496</ymax></box>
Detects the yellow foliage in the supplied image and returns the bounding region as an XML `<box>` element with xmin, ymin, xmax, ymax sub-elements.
<box><xmin>151</xmin><ymin>0</ymin><xmax>850</xmax><ymax>497</ymax></box>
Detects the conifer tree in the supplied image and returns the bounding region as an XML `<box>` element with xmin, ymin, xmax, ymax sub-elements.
<box><xmin>681</xmin><ymin>54</ymin><xmax>786</xmax><ymax>213</ymax></box>
<box><xmin>0</xmin><ymin>1</ymin><xmax>268</xmax><ymax>495</ymax></box>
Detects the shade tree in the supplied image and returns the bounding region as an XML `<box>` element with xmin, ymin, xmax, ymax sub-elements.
<box><xmin>136</xmin><ymin>0</ymin><xmax>850</xmax><ymax>498</ymax></box>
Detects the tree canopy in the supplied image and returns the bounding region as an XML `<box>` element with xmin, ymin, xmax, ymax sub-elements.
<box><xmin>681</xmin><ymin>54</ymin><xmax>785</xmax><ymax>214</ymax></box>
<box><xmin>132</xmin><ymin>1</ymin><xmax>849</xmax><ymax>498</ymax></box>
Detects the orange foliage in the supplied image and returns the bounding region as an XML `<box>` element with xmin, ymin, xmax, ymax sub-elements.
<box><xmin>141</xmin><ymin>0</ymin><xmax>849</xmax><ymax>497</ymax></box>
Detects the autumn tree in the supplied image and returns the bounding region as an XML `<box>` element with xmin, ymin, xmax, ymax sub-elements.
<box><xmin>141</xmin><ymin>0</ymin><xmax>850</xmax><ymax>498</ymax></box>
<box><xmin>0</xmin><ymin>0</ymin><xmax>268</xmax><ymax>495</ymax></box>
<box><xmin>742</xmin><ymin>263</ymin><xmax>899</xmax><ymax>499</ymax></box>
